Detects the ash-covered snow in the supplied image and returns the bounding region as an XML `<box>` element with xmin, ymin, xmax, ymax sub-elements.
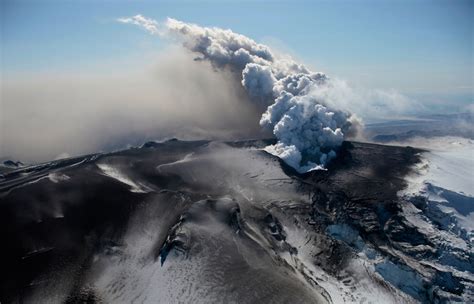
<box><xmin>97</xmin><ymin>162</ymin><xmax>152</xmax><ymax>193</ymax></box>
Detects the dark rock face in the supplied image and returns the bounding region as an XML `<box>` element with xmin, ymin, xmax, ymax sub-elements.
<box><xmin>0</xmin><ymin>140</ymin><xmax>471</xmax><ymax>303</ymax></box>
<box><xmin>2</xmin><ymin>160</ymin><xmax>24</xmax><ymax>168</ymax></box>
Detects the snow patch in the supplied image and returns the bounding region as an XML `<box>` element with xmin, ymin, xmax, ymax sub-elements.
<box><xmin>48</xmin><ymin>173</ymin><xmax>70</xmax><ymax>183</ymax></box>
<box><xmin>97</xmin><ymin>163</ymin><xmax>150</xmax><ymax>193</ymax></box>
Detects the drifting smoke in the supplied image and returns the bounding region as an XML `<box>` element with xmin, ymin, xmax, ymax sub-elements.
<box><xmin>119</xmin><ymin>15</ymin><xmax>359</xmax><ymax>172</ymax></box>
<box><xmin>2</xmin><ymin>15</ymin><xmax>418</xmax><ymax>170</ymax></box>
<box><xmin>1</xmin><ymin>47</ymin><xmax>262</xmax><ymax>162</ymax></box>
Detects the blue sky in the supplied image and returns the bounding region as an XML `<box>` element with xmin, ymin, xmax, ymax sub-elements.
<box><xmin>2</xmin><ymin>0</ymin><xmax>473</xmax><ymax>104</ymax></box>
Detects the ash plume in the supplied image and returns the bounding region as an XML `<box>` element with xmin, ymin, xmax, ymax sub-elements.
<box><xmin>1</xmin><ymin>48</ymin><xmax>262</xmax><ymax>162</ymax></box>
<box><xmin>119</xmin><ymin>15</ymin><xmax>359</xmax><ymax>172</ymax></box>
<box><xmin>2</xmin><ymin>15</ymin><xmax>416</xmax><ymax>168</ymax></box>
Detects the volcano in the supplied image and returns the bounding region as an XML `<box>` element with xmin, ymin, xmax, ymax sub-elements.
<box><xmin>1</xmin><ymin>139</ymin><xmax>472</xmax><ymax>303</ymax></box>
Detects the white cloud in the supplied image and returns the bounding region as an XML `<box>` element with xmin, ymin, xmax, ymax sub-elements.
<box><xmin>117</xmin><ymin>15</ymin><xmax>161</xmax><ymax>35</ymax></box>
<box><xmin>119</xmin><ymin>16</ymin><xmax>360</xmax><ymax>172</ymax></box>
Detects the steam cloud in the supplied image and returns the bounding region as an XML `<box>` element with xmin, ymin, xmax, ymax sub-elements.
<box><xmin>119</xmin><ymin>15</ymin><xmax>358</xmax><ymax>172</ymax></box>
<box><xmin>2</xmin><ymin>15</ymin><xmax>418</xmax><ymax>169</ymax></box>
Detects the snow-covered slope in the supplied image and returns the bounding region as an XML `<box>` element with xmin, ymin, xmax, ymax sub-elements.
<box><xmin>399</xmin><ymin>137</ymin><xmax>474</xmax><ymax>302</ymax></box>
<box><xmin>1</xmin><ymin>139</ymin><xmax>472</xmax><ymax>303</ymax></box>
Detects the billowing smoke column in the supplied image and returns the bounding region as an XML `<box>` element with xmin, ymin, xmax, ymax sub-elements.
<box><xmin>118</xmin><ymin>15</ymin><xmax>357</xmax><ymax>173</ymax></box>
